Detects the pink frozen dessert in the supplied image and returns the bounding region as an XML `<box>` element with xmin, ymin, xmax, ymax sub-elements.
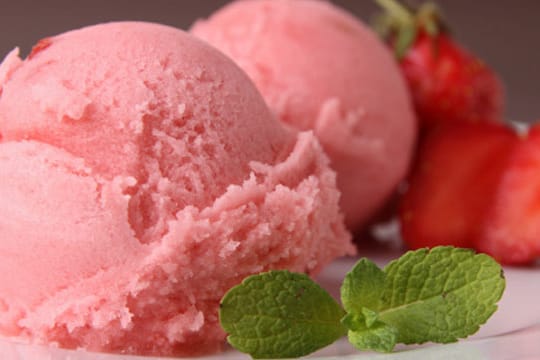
<box><xmin>0</xmin><ymin>22</ymin><xmax>354</xmax><ymax>356</ymax></box>
<box><xmin>191</xmin><ymin>0</ymin><xmax>417</xmax><ymax>230</ymax></box>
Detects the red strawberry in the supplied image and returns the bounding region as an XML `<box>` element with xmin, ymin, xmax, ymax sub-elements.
<box><xmin>478</xmin><ymin>124</ymin><xmax>540</xmax><ymax>265</ymax></box>
<box><xmin>375</xmin><ymin>0</ymin><xmax>504</xmax><ymax>129</ymax></box>
<box><xmin>400</xmin><ymin>122</ymin><xmax>519</xmax><ymax>250</ymax></box>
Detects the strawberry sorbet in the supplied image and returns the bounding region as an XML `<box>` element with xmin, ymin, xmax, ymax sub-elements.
<box><xmin>0</xmin><ymin>22</ymin><xmax>353</xmax><ymax>356</ymax></box>
<box><xmin>192</xmin><ymin>0</ymin><xmax>417</xmax><ymax>230</ymax></box>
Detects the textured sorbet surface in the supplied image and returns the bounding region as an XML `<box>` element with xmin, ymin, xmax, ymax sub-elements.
<box><xmin>0</xmin><ymin>22</ymin><xmax>354</xmax><ymax>356</ymax></box>
<box><xmin>192</xmin><ymin>0</ymin><xmax>417</xmax><ymax>230</ymax></box>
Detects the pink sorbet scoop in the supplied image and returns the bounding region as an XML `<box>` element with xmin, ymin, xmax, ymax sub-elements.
<box><xmin>0</xmin><ymin>21</ymin><xmax>354</xmax><ymax>356</ymax></box>
<box><xmin>191</xmin><ymin>0</ymin><xmax>417</xmax><ymax>231</ymax></box>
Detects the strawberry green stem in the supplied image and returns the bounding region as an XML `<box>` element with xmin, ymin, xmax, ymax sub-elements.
<box><xmin>375</xmin><ymin>0</ymin><xmax>414</xmax><ymax>24</ymax></box>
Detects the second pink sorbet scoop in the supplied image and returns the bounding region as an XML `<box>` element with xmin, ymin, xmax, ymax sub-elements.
<box><xmin>192</xmin><ymin>0</ymin><xmax>417</xmax><ymax>230</ymax></box>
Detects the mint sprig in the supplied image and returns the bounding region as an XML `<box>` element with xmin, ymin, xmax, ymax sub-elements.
<box><xmin>219</xmin><ymin>247</ymin><xmax>505</xmax><ymax>358</ymax></box>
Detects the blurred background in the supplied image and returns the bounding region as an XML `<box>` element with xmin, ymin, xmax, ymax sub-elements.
<box><xmin>0</xmin><ymin>0</ymin><xmax>538</xmax><ymax>122</ymax></box>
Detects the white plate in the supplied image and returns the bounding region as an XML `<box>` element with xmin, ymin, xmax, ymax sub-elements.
<box><xmin>1</xmin><ymin>248</ymin><xmax>540</xmax><ymax>360</ymax></box>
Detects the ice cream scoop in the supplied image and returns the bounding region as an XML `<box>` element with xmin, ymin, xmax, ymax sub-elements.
<box><xmin>191</xmin><ymin>0</ymin><xmax>417</xmax><ymax>230</ymax></box>
<box><xmin>0</xmin><ymin>21</ymin><xmax>353</xmax><ymax>356</ymax></box>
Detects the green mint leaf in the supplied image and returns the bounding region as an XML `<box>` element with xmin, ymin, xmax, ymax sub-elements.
<box><xmin>340</xmin><ymin>259</ymin><xmax>398</xmax><ymax>352</ymax></box>
<box><xmin>361</xmin><ymin>307</ymin><xmax>380</xmax><ymax>328</ymax></box>
<box><xmin>377</xmin><ymin>247</ymin><xmax>505</xmax><ymax>345</ymax></box>
<box><xmin>341</xmin><ymin>312</ymin><xmax>362</xmax><ymax>331</ymax></box>
<box><xmin>219</xmin><ymin>270</ymin><xmax>347</xmax><ymax>359</ymax></box>
<box><xmin>347</xmin><ymin>320</ymin><xmax>398</xmax><ymax>353</ymax></box>
<box><xmin>340</xmin><ymin>307</ymin><xmax>380</xmax><ymax>330</ymax></box>
<box><xmin>341</xmin><ymin>258</ymin><xmax>386</xmax><ymax>314</ymax></box>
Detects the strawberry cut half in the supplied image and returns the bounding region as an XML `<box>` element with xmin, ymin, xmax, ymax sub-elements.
<box><xmin>479</xmin><ymin>124</ymin><xmax>540</xmax><ymax>265</ymax></box>
<box><xmin>400</xmin><ymin>122</ymin><xmax>519</xmax><ymax>251</ymax></box>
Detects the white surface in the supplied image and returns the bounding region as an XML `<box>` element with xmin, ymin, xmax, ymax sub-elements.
<box><xmin>1</xmin><ymin>251</ymin><xmax>539</xmax><ymax>360</ymax></box>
